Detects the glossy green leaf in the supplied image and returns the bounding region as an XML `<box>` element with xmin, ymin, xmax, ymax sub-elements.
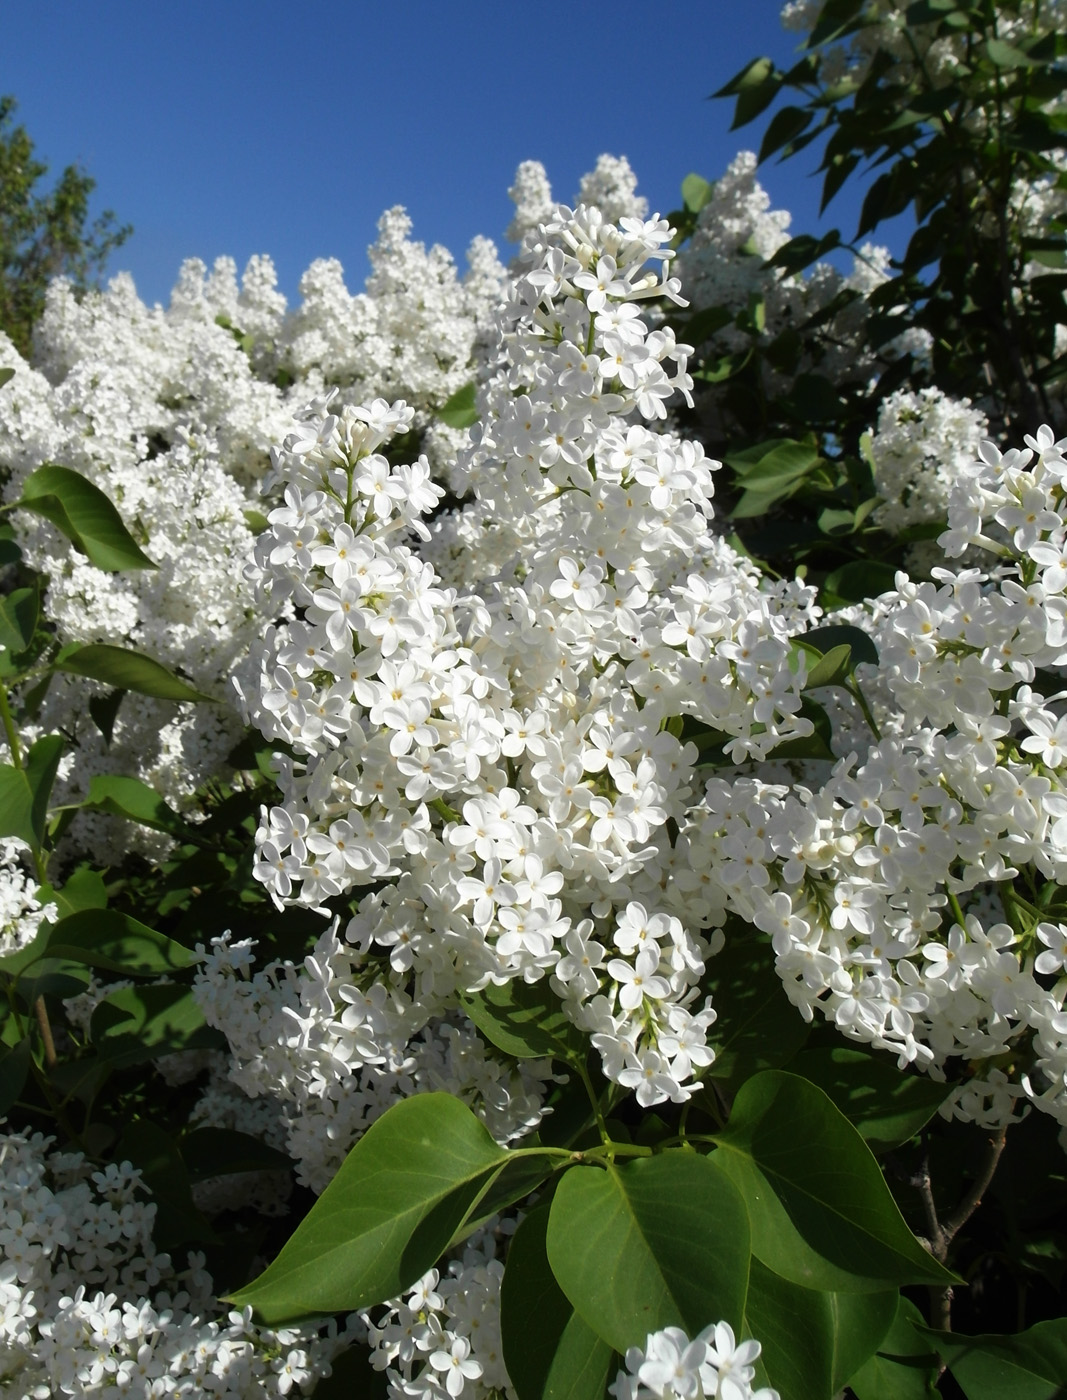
<box><xmin>710</xmin><ymin>1071</ymin><xmax>956</xmax><ymax>1292</ymax></box>
<box><xmin>0</xmin><ymin>733</ymin><xmax>64</xmax><ymax>848</ymax></box>
<box><xmin>546</xmin><ymin>1153</ymin><xmax>750</xmax><ymax>1353</ymax></box>
<box><xmin>229</xmin><ymin>1092</ymin><xmax>508</xmax><ymax>1323</ymax></box>
<box><xmin>850</xmin><ymin>1296</ymin><xmax>940</xmax><ymax>1399</ymax></box>
<box><xmin>788</xmin><ymin>1047</ymin><xmax>950</xmax><ymax>1151</ymax></box>
<box><xmin>823</xmin><ymin>560</ymin><xmax>898</xmax><ymax>606</ymax></box>
<box><xmin>800</xmin><ymin>623</ymin><xmax>879</xmax><ymax>669</ymax></box>
<box><xmin>829</xmin><ymin>1289</ymin><xmax>899</xmax><ymax>1391</ymax></box>
<box><xmin>88</xmin><ymin>688</ymin><xmax>126</xmax><ymax>745</ymax></box>
<box><xmin>459</xmin><ymin>977</ymin><xmax>585</xmax><ymax>1061</ymax></box>
<box><xmin>930</xmin><ymin>1318</ymin><xmax>1067</xmax><ymax>1399</ymax></box>
<box><xmin>703</xmin><ymin>923</ymin><xmax>810</xmax><ymax>1089</ymax></box>
<box><xmin>0</xmin><ymin>585</ymin><xmax>38</xmax><ymax>659</ymax></box>
<box><xmin>54</xmin><ymin>643</ymin><xmax>214</xmax><ymax>703</ymax></box>
<box><xmin>37</xmin><ymin>865</ymin><xmax>107</xmax><ymax>921</ymax></box>
<box><xmin>16</xmin><ymin>957</ymin><xmax>92</xmax><ymax>1004</ymax></box>
<box><xmin>804</xmin><ymin>643</ymin><xmax>853</xmax><ymax>689</ymax></box>
<box><xmin>502</xmin><ymin>1206</ymin><xmax>616</xmax><ymax>1400</ymax></box>
<box><xmin>438</xmin><ymin>381</ymin><xmax>478</xmax><ymax>429</ymax></box>
<box><xmin>741</xmin><ymin>1260</ymin><xmax>895</xmax><ymax>1400</ymax></box>
<box><xmin>38</xmin><ymin>909</ymin><xmax>196</xmax><ymax>977</ymax></box>
<box><xmin>80</xmin><ymin>773</ymin><xmax>194</xmax><ymax>838</ymax></box>
<box><xmin>0</xmin><ymin>367</ymin><xmax>15</xmax><ymax>390</ymax></box>
<box><xmin>730</xmin><ymin>440</ymin><xmax>822</xmax><ymax>482</ymax></box>
<box><xmin>767</xmin><ymin>230</ymin><xmax>841</xmax><ymax>276</ymax></box>
<box><xmin>759</xmin><ymin>105</ymin><xmax>813</xmax><ymax>164</ymax></box>
<box><xmin>90</xmin><ymin>982</ymin><xmax>221</xmax><ymax>1065</ymax></box>
<box><xmin>16</xmin><ymin>464</ymin><xmax>155</xmax><ymax>571</ymax></box>
<box><xmin>0</xmin><ymin>1036</ymin><xmax>32</xmax><ymax>1115</ymax></box>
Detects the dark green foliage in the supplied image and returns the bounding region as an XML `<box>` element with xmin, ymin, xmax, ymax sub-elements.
<box><xmin>0</xmin><ymin>96</ymin><xmax>130</xmax><ymax>356</ymax></box>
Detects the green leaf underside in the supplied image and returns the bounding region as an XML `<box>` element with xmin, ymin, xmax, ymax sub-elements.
<box><xmin>55</xmin><ymin>643</ymin><xmax>214</xmax><ymax>703</ymax></box>
<box><xmin>228</xmin><ymin>1093</ymin><xmax>507</xmax><ymax>1324</ymax></box>
<box><xmin>502</xmin><ymin>1207</ymin><xmax>616</xmax><ymax>1400</ymax></box>
<box><xmin>17</xmin><ymin>464</ymin><xmax>156</xmax><ymax>571</ymax></box>
<box><xmin>546</xmin><ymin>1154</ymin><xmax>750</xmax><ymax>1354</ymax></box>
<box><xmin>710</xmin><ymin>1071</ymin><xmax>956</xmax><ymax>1292</ymax></box>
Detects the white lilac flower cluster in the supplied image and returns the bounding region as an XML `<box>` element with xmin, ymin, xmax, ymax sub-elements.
<box><xmin>0</xmin><ymin>1129</ymin><xmax>347</xmax><ymax>1397</ymax></box>
<box><xmin>213</xmin><ymin>198</ymin><xmax>826</xmax><ymax>1182</ymax></box>
<box><xmin>361</xmin><ymin>1227</ymin><xmax>511</xmax><ymax>1400</ymax></box>
<box><xmin>868</xmin><ymin>386</ymin><xmax>990</xmax><ymax>536</ymax></box>
<box><xmin>611</xmin><ymin>1323</ymin><xmax>777</xmax><ymax>1400</ymax></box>
<box><xmin>0</xmin><ymin>202</ymin><xmax>505</xmax><ymax>862</ymax></box>
<box><xmin>0</xmin><ymin>840</ymin><xmax>56</xmax><ymax>957</ymax></box>
<box><xmin>193</xmin><ymin>928</ymin><xmax>555</xmax><ymax>1192</ymax></box>
<box><xmin>685</xmin><ymin>425</ymin><xmax>1067</xmax><ymax>1128</ymax></box>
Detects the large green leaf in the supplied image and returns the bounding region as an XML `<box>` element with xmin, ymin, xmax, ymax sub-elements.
<box><xmin>54</xmin><ymin>644</ymin><xmax>214</xmax><ymax>703</ymax></box>
<box><xmin>0</xmin><ymin>733</ymin><xmax>64</xmax><ymax>848</ymax></box>
<box><xmin>849</xmin><ymin>1296</ymin><xmax>940</xmax><ymax>1399</ymax></box>
<box><xmin>228</xmin><ymin>1093</ymin><xmax>508</xmax><ymax>1323</ymax></box>
<box><xmin>35</xmin><ymin>909</ymin><xmax>196</xmax><ymax>977</ymax></box>
<box><xmin>800</xmin><ymin>622</ymin><xmax>880</xmax><ymax>669</ymax></box>
<box><xmin>710</xmin><ymin>1071</ymin><xmax>956</xmax><ymax>1292</ymax></box>
<box><xmin>546</xmin><ymin>1152</ymin><xmax>750</xmax><ymax>1353</ymax></box>
<box><xmin>0</xmin><ymin>1036</ymin><xmax>32</xmax><ymax>1115</ymax></box>
<box><xmin>502</xmin><ymin>1207</ymin><xmax>616</xmax><ymax>1400</ymax></box>
<box><xmin>931</xmin><ymin>1318</ymin><xmax>1067</xmax><ymax>1399</ymax></box>
<box><xmin>80</xmin><ymin>773</ymin><xmax>195</xmax><ymax>839</ymax></box>
<box><xmin>702</xmin><ymin>923</ymin><xmax>810</xmax><ymax>1090</ymax></box>
<box><xmin>460</xmin><ymin>977</ymin><xmax>585</xmax><ymax>1061</ymax></box>
<box><xmin>438</xmin><ymin>381</ymin><xmax>478</xmax><ymax>429</ymax></box>
<box><xmin>16</xmin><ymin>464</ymin><xmax>156</xmax><ymax>571</ymax></box>
<box><xmin>37</xmin><ymin>864</ymin><xmax>108</xmax><ymax>920</ymax></box>
<box><xmin>742</xmin><ymin>1261</ymin><xmax>895</xmax><ymax>1400</ymax></box>
<box><xmin>90</xmin><ymin>982</ymin><xmax>222</xmax><ymax>1065</ymax></box>
<box><xmin>787</xmin><ymin>1047</ymin><xmax>949</xmax><ymax>1151</ymax></box>
<box><xmin>0</xmin><ymin>585</ymin><xmax>38</xmax><ymax>660</ymax></box>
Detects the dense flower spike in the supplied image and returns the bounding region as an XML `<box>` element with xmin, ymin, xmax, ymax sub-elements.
<box><xmin>224</xmin><ymin>198</ymin><xmax>830</xmax><ymax>1179</ymax></box>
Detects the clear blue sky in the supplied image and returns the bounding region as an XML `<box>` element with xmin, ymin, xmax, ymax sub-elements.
<box><xmin>3</xmin><ymin>2</ymin><xmax>908</xmax><ymax>308</ymax></box>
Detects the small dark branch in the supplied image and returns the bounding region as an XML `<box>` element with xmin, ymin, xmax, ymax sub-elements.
<box><xmin>913</xmin><ymin>1154</ymin><xmax>942</xmax><ymax>1249</ymax></box>
<box><xmin>939</xmin><ymin>1124</ymin><xmax>1009</xmax><ymax>1248</ymax></box>
<box><xmin>916</xmin><ymin>1125</ymin><xmax>1009</xmax><ymax>1335</ymax></box>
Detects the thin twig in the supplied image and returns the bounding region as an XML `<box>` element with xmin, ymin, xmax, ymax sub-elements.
<box><xmin>34</xmin><ymin>996</ymin><xmax>57</xmax><ymax>1069</ymax></box>
<box><xmin>918</xmin><ymin>1124</ymin><xmax>1009</xmax><ymax>1334</ymax></box>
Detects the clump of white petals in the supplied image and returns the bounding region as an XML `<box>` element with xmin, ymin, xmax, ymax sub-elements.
<box><xmin>0</xmin><ymin>1129</ymin><xmax>349</xmax><ymax>1396</ymax></box>
<box><xmin>611</xmin><ymin>1323</ymin><xmax>778</xmax><ymax>1400</ymax></box>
